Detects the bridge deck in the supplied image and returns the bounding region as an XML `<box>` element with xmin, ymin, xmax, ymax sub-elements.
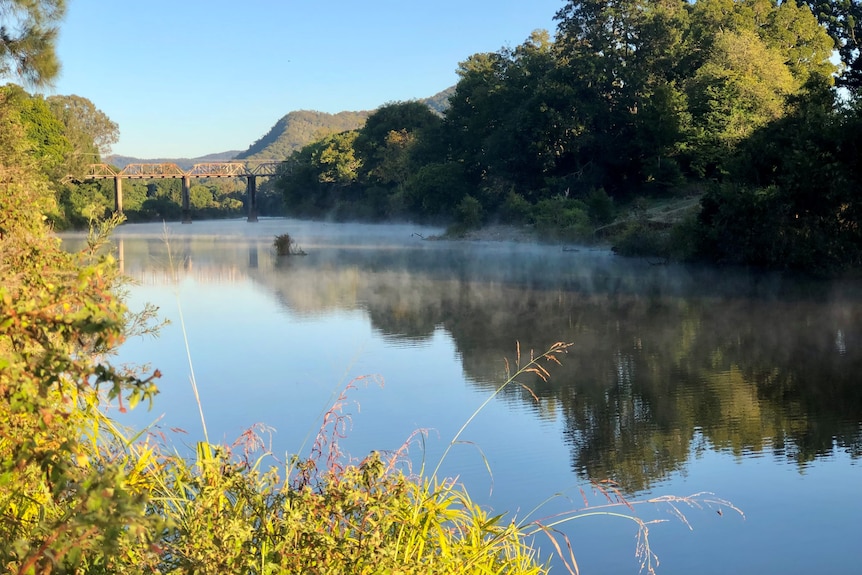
<box><xmin>76</xmin><ymin>161</ymin><xmax>288</xmax><ymax>180</ymax></box>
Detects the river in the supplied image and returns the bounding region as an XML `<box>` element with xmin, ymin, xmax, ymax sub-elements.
<box><xmin>65</xmin><ymin>218</ymin><xmax>861</xmax><ymax>574</ymax></box>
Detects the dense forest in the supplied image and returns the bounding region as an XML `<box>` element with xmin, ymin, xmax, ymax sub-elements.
<box><xmin>9</xmin><ymin>0</ymin><xmax>862</xmax><ymax>272</ymax></box>
<box><xmin>274</xmin><ymin>0</ymin><xmax>862</xmax><ymax>273</ymax></box>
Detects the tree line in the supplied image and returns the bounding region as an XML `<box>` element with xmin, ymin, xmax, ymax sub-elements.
<box><xmin>275</xmin><ymin>0</ymin><xmax>862</xmax><ymax>273</ymax></box>
<box><xmin>0</xmin><ymin>83</ymin><xmax>253</xmax><ymax>227</ymax></box>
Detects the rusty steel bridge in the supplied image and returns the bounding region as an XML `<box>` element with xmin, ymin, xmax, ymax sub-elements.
<box><xmin>73</xmin><ymin>161</ymin><xmax>290</xmax><ymax>223</ymax></box>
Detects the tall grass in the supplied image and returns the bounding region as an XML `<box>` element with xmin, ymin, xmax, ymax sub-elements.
<box><xmin>80</xmin><ymin>229</ymin><xmax>742</xmax><ymax>574</ymax></box>
<box><xmin>113</xmin><ymin>337</ymin><xmax>741</xmax><ymax>574</ymax></box>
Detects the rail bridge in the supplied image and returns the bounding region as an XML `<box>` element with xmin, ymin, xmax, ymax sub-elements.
<box><xmin>72</xmin><ymin>161</ymin><xmax>289</xmax><ymax>223</ymax></box>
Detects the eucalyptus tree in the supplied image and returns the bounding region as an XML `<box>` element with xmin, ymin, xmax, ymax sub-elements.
<box><xmin>802</xmin><ymin>0</ymin><xmax>862</xmax><ymax>93</ymax></box>
<box><xmin>0</xmin><ymin>0</ymin><xmax>65</xmax><ymax>86</ymax></box>
<box><xmin>552</xmin><ymin>0</ymin><xmax>692</xmax><ymax>195</ymax></box>
<box><xmin>354</xmin><ymin>100</ymin><xmax>440</xmax><ymax>188</ymax></box>
<box><xmin>47</xmin><ymin>94</ymin><xmax>119</xmax><ymax>160</ymax></box>
<box><xmin>0</xmin><ymin>83</ymin><xmax>70</xmax><ymax>176</ymax></box>
<box><xmin>684</xmin><ymin>0</ymin><xmax>836</xmax><ymax>176</ymax></box>
<box><xmin>444</xmin><ymin>30</ymin><xmax>570</xmax><ymax>205</ymax></box>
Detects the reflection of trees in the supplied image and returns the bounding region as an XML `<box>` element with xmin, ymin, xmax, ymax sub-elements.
<box><xmin>118</xmin><ymin>235</ymin><xmax>862</xmax><ymax>493</ymax></box>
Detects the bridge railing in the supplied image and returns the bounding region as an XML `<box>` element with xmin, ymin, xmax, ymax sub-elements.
<box><xmin>78</xmin><ymin>161</ymin><xmax>290</xmax><ymax>180</ymax></box>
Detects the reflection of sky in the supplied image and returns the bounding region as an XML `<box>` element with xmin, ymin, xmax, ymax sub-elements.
<box><xmin>79</xmin><ymin>220</ymin><xmax>862</xmax><ymax>575</ymax></box>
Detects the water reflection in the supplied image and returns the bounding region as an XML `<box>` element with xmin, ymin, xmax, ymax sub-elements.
<box><xmin>104</xmin><ymin>221</ymin><xmax>862</xmax><ymax>495</ymax></box>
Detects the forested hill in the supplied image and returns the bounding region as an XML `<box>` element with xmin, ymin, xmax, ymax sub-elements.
<box><xmin>422</xmin><ymin>87</ymin><xmax>455</xmax><ymax>115</ymax></box>
<box><xmin>235</xmin><ymin>110</ymin><xmax>371</xmax><ymax>161</ymax></box>
<box><xmin>236</xmin><ymin>89</ymin><xmax>455</xmax><ymax>161</ymax></box>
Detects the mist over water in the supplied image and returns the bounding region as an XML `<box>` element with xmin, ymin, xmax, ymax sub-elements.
<box><xmin>64</xmin><ymin>219</ymin><xmax>862</xmax><ymax>575</ymax></box>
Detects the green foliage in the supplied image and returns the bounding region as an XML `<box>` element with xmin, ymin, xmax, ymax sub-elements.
<box><xmin>585</xmin><ymin>188</ymin><xmax>615</xmax><ymax>226</ymax></box>
<box><xmin>500</xmin><ymin>191</ymin><xmax>533</xmax><ymax>225</ymax></box>
<box><xmin>0</xmin><ymin>117</ymin><xmax>162</xmax><ymax>572</ymax></box>
<box><xmin>448</xmin><ymin>194</ymin><xmax>484</xmax><ymax>236</ymax></box>
<box><xmin>145</xmin><ymin>438</ymin><xmax>548</xmax><ymax>575</ymax></box>
<box><xmin>46</xmin><ymin>94</ymin><xmax>119</xmax><ymax>174</ymax></box>
<box><xmin>1</xmin><ymin>84</ymin><xmax>71</xmax><ymax>178</ymax></box>
<box><xmin>802</xmin><ymin>0</ymin><xmax>862</xmax><ymax>92</ymax></box>
<box><xmin>405</xmin><ymin>161</ymin><xmax>471</xmax><ymax>218</ymax></box>
<box><xmin>57</xmin><ymin>181</ymin><xmax>113</xmax><ymax>227</ymax></box>
<box><xmin>0</xmin><ymin>0</ymin><xmax>65</xmax><ymax>87</ymax></box>
<box><xmin>354</xmin><ymin>102</ymin><xmax>444</xmax><ymax>211</ymax></box>
<box><xmin>695</xmin><ymin>79</ymin><xmax>862</xmax><ymax>272</ymax></box>
<box><xmin>276</xmin><ymin>131</ymin><xmax>364</xmax><ymax>218</ymax></box>
<box><xmin>684</xmin><ymin>28</ymin><xmax>795</xmax><ymax>176</ymax></box>
<box><xmin>531</xmin><ymin>195</ymin><xmax>591</xmax><ymax>240</ymax></box>
<box><xmin>696</xmin><ymin>183</ymin><xmax>790</xmax><ymax>266</ymax></box>
<box><xmin>263</xmin><ymin>0</ymin><xmax>853</xmax><ymax>271</ymax></box>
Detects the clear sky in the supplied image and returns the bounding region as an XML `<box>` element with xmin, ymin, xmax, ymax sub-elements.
<box><xmin>49</xmin><ymin>0</ymin><xmax>563</xmax><ymax>159</ymax></box>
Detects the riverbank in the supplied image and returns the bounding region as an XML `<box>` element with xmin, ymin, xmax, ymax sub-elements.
<box><xmin>429</xmin><ymin>224</ymin><xmax>542</xmax><ymax>243</ymax></box>
<box><xmin>428</xmin><ymin>193</ymin><xmax>703</xmax><ymax>250</ymax></box>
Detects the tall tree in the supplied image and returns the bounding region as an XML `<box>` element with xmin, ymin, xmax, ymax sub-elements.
<box><xmin>802</xmin><ymin>0</ymin><xmax>862</xmax><ymax>93</ymax></box>
<box><xmin>685</xmin><ymin>28</ymin><xmax>796</xmax><ymax>175</ymax></box>
<box><xmin>682</xmin><ymin>0</ymin><xmax>835</xmax><ymax>175</ymax></box>
<box><xmin>0</xmin><ymin>83</ymin><xmax>70</xmax><ymax>177</ymax></box>
<box><xmin>354</xmin><ymin>101</ymin><xmax>440</xmax><ymax>185</ymax></box>
<box><xmin>0</xmin><ymin>0</ymin><xmax>65</xmax><ymax>86</ymax></box>
<box><xmin>553</xmin><ymin>0</ymin><xmax>692</xmax><ymax>194</ymax></box>
<box><xmin>47</xmin><ymin>94</ymin><xmax>119</xmax><ymax>174</ymax></box>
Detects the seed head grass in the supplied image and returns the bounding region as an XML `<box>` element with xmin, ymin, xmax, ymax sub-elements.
<box><xmin>98</xmin><ymin>234</ymin><xmax>743</xmax><ymax>574</ymax></box>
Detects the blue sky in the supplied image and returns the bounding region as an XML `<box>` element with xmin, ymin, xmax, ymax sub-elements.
<box><xmin>49</xmin><ymin>0</ymin><xmax>562</xmax><ymax>159</ymax></box>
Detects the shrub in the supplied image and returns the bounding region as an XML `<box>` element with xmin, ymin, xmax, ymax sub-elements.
<box><xmin>447</xmin><ymin>194</ymin><xmax>484</xmax><ymax>236</ymax></box>
<box><xmin>586</xmin><ymin>187</ymin><xmax>616</xmax><ymax>226</ymax></box>
<box><xmin>273</xmin><ymin>233</ymin><xmax>305</xmax><ymax>256</ymax></box>
<box><xmin>0</xmin><ymin>209</ymin><xmax>163</xmax><ymax>573</ymax></box>
<box><xmin>531</xmin><ymin>196</ymin><xmax>592</xmax><ymax>241</ymax></box>
<box><xmin>612</xmin><ymin>221</ymin><xmax>673</xmax><ymax>258</ymax></box>
<box><xmin>501</xmin><ymin>191</ymin><xmax>532</xmax><ymax>224</ymax></box>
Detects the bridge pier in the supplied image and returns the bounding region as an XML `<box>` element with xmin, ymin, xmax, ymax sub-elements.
<box><xmin>113</xmin><ymin>176</ymin><xmax>124</xmax><ymax>215</ymax></box>
<box><xmin>181</xmin><ymin>175</ymin><xmax>192</xmax><ymax>223</ymax></box>
<box><xmin>74</xmin><ymin>161</ymin><xmax>288</xmax><ymax>223</ymax></box>
<box><xmin>246</xmin><ymin>175</ymin><xmax>258</xmax><ymax>222</ymax></box>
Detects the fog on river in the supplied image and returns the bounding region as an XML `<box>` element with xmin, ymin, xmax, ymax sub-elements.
<box><xmin>63</xmin><ymin>218</ymin><xmax>862</xmax><ymax>575</ymax></box>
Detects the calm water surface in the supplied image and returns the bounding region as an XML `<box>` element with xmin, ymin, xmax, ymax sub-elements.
<box><xmin>67</xmin><ymin>219</ymin><xmax>861</xmax><ymax>574</ymax></box>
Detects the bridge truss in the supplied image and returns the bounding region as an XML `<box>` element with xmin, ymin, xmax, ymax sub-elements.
<box><xmin>80</xmin><ymin>161</ymin><xmax>288</xmax><ymax>179</ymax></box>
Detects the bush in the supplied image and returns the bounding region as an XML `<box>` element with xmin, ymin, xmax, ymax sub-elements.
<box><xmin>531</xmin><ymin>195</ymin><xmax>592</xmax><ymax>240</ymax></box>
<box><xmin>455</xmin><ymin>194</ymin><xmax>483</xmax><ymax>230</ymax></box>
<box><xmin>500</xmin><ymin>191</ymin><xmax>532</xmax><ymax>224</ymax></box>
<box><xmin>273</xmin><ymin>233</ymin><xmax>305</xmax><ymax>256</ymax></box>
<box><xmin>586</xmin><ymin>187</ymin><xmax>616</xmax><ymax>226</ymax></box>
<box><xmin>612</xmin><ymin>221</ymin><xmax>673</xmax><ymax>258</ymax></box>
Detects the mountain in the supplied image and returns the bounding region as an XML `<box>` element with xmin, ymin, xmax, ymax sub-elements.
<box><xmin>106</xmin><ymin>151</ymin><xmax>241</xmax><ymax>170</ymax></box>
<box><xmin>106</xmin><ymin>89</ymin><xmax>456</xmax><ymax>167</ymax></box>
<box><xmin>423</xmin><ymin>87</ymin><xmax>455</xmax><ymax>116</ymax></box>
<box><xmin>234</xmin><ymin>110</ymin><xmax>372</xmax><ymax>162</ymax></box>
<box><xmin>235</xmin><ymin>88</ymin><xmax>455</xmax><ymax>162</ymax></box>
